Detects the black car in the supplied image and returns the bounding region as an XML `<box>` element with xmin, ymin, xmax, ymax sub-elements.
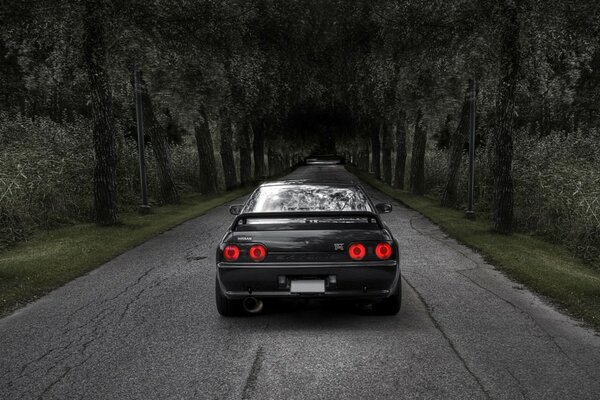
<box><xmin>215</xmin><ymin>181</ymin><xmax>401</xmax><ymax>316</ymax></box>
<box><xmin>304</xmin><ymin>154</ymin><xmax>346</xmax><ymax>165</ymax></box>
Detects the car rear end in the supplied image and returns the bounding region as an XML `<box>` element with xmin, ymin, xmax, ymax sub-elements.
<box><xmin>215</xmin><ymin>212</ymin><xmax>401</xmax><ymax>314</ymax></box>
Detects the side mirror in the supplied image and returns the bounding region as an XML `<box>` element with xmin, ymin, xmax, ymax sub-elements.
<box><xmin>229</xmin><ymin>205</ymin><xmax>243</xmax><ymax>215</ymax></box>
<box><xmin>375</xmin><ymin>203</ymin><xmax>392</xmax><ymax>214</ymax></box>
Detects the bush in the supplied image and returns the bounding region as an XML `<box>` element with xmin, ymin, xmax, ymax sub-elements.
<box><xmin>513</xmin><ymin>130</ymin><xmax>600</xmax><ymax>267</ymax></box>
<box><xmin>421</xmin><ymin>129</ymin><xmax>600</xmax><ymax>268</ymax></box>
<box><xmin>424</xmin><ymin>147</ymin><xmax>447</xmax><ymax>196</ymax></box>
<box><xmin>0</xmin><ymin>113</ymin><xmax>94</xmax><ymax>248</ymax></box>
<box><xmin>170</xmin><ymin>136</ymin><xmax>200</xmax><ymax>191</ymax></box>
<box><xmin>0</xmin><ymin>113</ymin><xmax>200</xmax><ymax>249</ymax></box>
<box><xmin>423</xmin><ymin>146</ymin><xmax>491</xmax><ymax>213</ymax></box>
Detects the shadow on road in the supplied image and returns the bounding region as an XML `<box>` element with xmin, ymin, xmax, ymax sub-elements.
<box><xmin>213</xmin><ymin>280</ymin><xmax>427</xmax><ymax>335</ymax></box>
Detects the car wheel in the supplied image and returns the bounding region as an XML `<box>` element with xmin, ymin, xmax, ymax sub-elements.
<box><xmin>372</xmin><ymin>282</ymin><xmax>402</xmax><ymax>315</ymax></box>
<box><xmin>215</xmin><ymin>279</ymin><xmax>243</xmax><ymax>316</ymax></box>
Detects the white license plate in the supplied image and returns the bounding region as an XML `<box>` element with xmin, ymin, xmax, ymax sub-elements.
<box><xmin>290</xmin><ymin>280</ymin><xmax>325</xmax><ymax>293</ymax></box>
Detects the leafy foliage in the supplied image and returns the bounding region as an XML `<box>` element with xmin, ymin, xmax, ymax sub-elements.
<box><xmin>0</xmin><ymin>0</ymin><xmax>599</xmax><ymax>263</ymax></box>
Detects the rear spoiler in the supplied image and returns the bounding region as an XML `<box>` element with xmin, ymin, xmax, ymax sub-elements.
<box><xmin>231</xmin><ymin>211</ymin><xmax>383</xmax><ymax>229</ymax></box>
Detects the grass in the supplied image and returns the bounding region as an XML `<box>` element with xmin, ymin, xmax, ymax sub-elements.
<box><xmin>349</xmin><ymin>166</ymin><xmax>600</xmax><ymax>330</ymax></box>
<box><xmin>0</xmin><ymin>188</ymin><xmax>249</xmax><ymax>316</ymax></box>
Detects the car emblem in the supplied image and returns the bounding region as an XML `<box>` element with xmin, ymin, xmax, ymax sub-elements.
<box><xmin>238</xmin><ymin>236</ymin><xmax>252</xmax><ymax>241</ymax></box>
<box><xmin>334</xmin><ymin>243</ymin><xmax>344</xmax><ymax>251</ymax></box>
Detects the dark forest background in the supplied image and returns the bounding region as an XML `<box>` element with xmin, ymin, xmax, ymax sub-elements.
<box><xmin>1</xmin><ymin>0</ymin><xmax>599</xmax><ymax>268</ymax></box>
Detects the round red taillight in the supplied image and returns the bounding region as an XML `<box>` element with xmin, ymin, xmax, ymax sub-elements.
<box><xmin>375</xmin><ymin>243</ymin><xmax>392</xmax><ymax>260</ymax></box>
<box><xmin>348</xmin><ymin>243</ymin><xmax>366</xmax><ymax>260</ymax></box>
<box><xmin>248</xmin><ymin>245</ymin><xmax>266</xmax><ymax>262</ymax></box>
<box><xmin>223</xmin><ymin>245</ymin><xmax>239</xmax><ymax>261</ymax></box>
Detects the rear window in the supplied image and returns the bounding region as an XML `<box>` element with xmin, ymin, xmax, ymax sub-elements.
<box><xmin>244</xmin><ymin>185</ymin><xmax>371</xmax><ymax>213</ymax></box>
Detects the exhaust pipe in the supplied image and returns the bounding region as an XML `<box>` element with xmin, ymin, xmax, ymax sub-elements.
<box><xmin>242</xmin><ymin>297</ymin><xmax>264</xmax><ymax>313</ymax></box>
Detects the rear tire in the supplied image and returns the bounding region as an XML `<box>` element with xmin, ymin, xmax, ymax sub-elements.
<box><xmin>215</xmin><ymin>279</ymin><xmax>243</xmax><ymax>316</ymax></box>
<box><xmin>373</xmin><ymin>282</ymin><xmax>402</xmax><ymax>315</ymax></box>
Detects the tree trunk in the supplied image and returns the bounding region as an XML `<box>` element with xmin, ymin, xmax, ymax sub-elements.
<box><xmin>139</xmin><ymin>75</ymin><xmax>180</xmax><ymax>204</ymax></box>
<box><xmin>268</xmin><ymin>147</ymin><xmax>277</xmax><ymax>176</ymax></box>
<box><xmin>238</xmin><ymin>118</ymin><xmax>253</xmax><ymax>186</ymax></box>
<box><xmin>393</xmin><ymin>111</ymin><xmax>407</xmax><ymax>189</ymax></box>
<box><xmin>278</xmin><ymin>153</ymin><xmax>284</xmax><ymax>174</ymax></box>
<box><xmin>381</xmin><ymin>119</ymin><xmax>394</xmax><ymax>185</ymax></box>
<box><xmin>253</xmin><ymin>119</ymin><xmax>266</xmax><ymax>178</ymax></box>
<box><xmin>219</xmin><ymin>109</ymin><xmax>237</xmax><ymax>190</ymax></box>
<box><xmin>371</xmin><ymin>120</ymin><xmax>381</xmax><ymax>179</ymax></box>
<box><xmin>441</xmin><ymin>94</ymin><xmax>470</xmax><ymax>208</ymax></box>
<box><xmin>492</xmin><ymin>1</ymin><xmax>520</xmax><ymax>234</ymax></box>
<box><xmin>83</xmin><ymin>3</ymin><xmax>118</xmax><ymax>225</ymax></box>
<box><xmin>360</xmin><ymin>147</ymin><xmax>370</xmax><ymax>171</ymax></box>
<box><xmin>410</xmin><ymin>109</ymin><xmax>426</xmax><ymax>195</ymax></box>
<box><xmin>194</xmin><ymin>106</ymin><xmax>219</xmax><ymax>194</ymax></box>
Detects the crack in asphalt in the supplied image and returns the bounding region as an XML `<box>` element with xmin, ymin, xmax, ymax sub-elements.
<box><xmin>505</xmin><ymin>367</ymin><xmax>528</xmax><ymax>399</ymax></box>
<box><xmin>455</xmin><ymin>269</ymin><xmax>596</xmax><ymax>381</ymax></box>
<box><xmin>241</xmin><ymin>346</ymin><xmax>265</xmax><ymax>400</ymax></box>
<box><xmin>402</xmin><ymin>278</ymin><xmax>491</xmax><ymax>399</ymax></box>
<box><xmin>3</xmin><ymin>266</ymin><xmax>163</xmax><ymax>397</ymax></box>
<box><xmin>36</xmin><ymin>352</ymin><xmax>94</xmax><ymax>399</ymax></box>
<box><xmin>403</xmin><ymin>204</ymin><xmax>598</xmax><ymax>386</ymax></box>
<box><xmin>407</xmin><ymin>208</ymin><xmax>597</xmax><ymax>383</ymax></box>
<box><xmin>117</xmin><ymin>276</ymin><xmax>169</xmax><ymax>325</ymax></box>
<box><xmin>186</xmin><ymin>255</ymin><xmax>208</xmax><ymax>261</ymax></box>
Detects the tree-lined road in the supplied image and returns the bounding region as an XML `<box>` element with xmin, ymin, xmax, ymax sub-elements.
<box><xmin>1</xmin><ymin>165</ymin><xmax>599</xmax><ymax>399</ymax></box>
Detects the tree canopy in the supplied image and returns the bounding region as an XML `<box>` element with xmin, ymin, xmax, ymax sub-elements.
<box><xmin>1</xmin><ymin>0</ymin><xmax>599</xmax><ymax>252</ymax></box>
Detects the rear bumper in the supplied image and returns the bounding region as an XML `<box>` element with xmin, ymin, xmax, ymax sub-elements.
<box><xmin>216</xmin><ymin>260</ymin><xmax>400</xmax><ymax>300</ymax></box>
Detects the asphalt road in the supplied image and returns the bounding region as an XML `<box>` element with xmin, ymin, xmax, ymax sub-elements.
<box><xmin>1</xmin><ymin>165</ymin><xmax>599</xmax><ymax>400</ymax></box>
